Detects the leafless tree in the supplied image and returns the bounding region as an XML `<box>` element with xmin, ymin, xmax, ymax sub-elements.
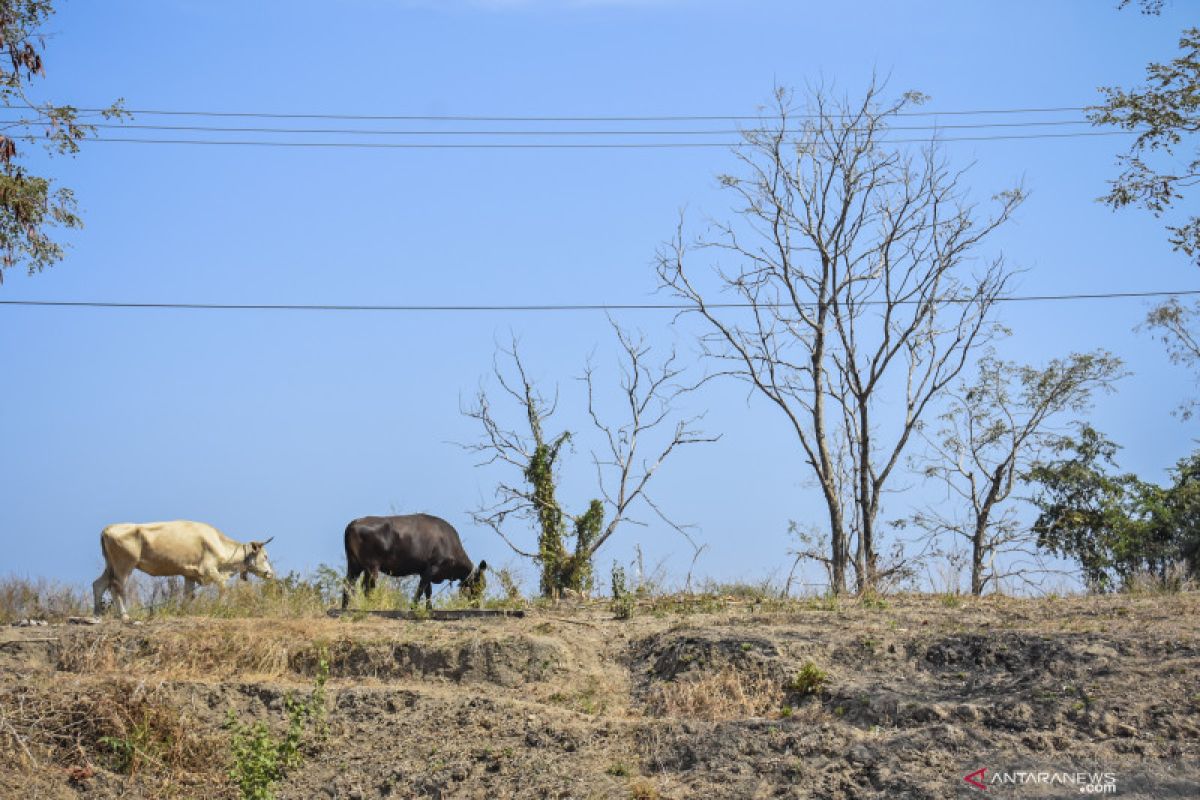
<box><xmin>656</xmin><ymin>81</ymin><xmax>1024</xmax><ymax>593</ymax></box>
<box><xmin>906</xmin><ymin>351</ymin><xmax>1126</xmax><ymax>595</ymax></box>
<box><xmin>462</xmin><ymin>323</ymin><xmax>714</xmax><ymax>596</ymax></box>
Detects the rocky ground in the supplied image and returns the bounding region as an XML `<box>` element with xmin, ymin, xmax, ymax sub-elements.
<box><xmin>1</xmin><ymin>593</ymin><xmax>1198</xmax><ymax>799</ymax></box>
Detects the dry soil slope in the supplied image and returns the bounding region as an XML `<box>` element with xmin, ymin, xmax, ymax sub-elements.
<box><xmin>1</xmin><ymin>594</ymin><xmax>1198</xmax><ymax>799</ymax></box>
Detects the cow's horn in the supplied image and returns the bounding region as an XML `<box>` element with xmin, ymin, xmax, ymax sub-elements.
<box><xmin>261</xmin><ymin>536</ymin><xmax>274</xmax><ymax>545</ymax></box>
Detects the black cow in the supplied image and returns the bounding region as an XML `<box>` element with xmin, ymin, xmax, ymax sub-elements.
<box><xmin>342</xmin><ymin>514</ymin><xmax>487</xmax><ymax>609</ymax></box>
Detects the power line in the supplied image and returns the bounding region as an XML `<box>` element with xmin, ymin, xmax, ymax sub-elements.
<box><xmin>0</xmin><ymin>119</ymin><xmax>1099</xmax><ymax>136</ymax></box>
<box><xmin>67</xmin><ymin>130</ymin><xmax>1138</xmax><ymax>149</ymax></box>
<box><xmin>2</xmin><ymin>289</ymin><xmax>1196</xmax><ymax>313</ymax></box>
<box><xmin>60</xmin><ymin>105</ymin><xmax>1092</xmax><ymax>122</ymax></box>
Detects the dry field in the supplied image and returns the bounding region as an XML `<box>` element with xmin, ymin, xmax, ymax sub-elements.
<box><xmin>1</xmin><ymin>592</ymin><xmax>1198</xmax><ymax>799</ymax></box>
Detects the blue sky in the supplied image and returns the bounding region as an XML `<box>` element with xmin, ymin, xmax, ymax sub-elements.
<box><xmin>0</xmin><ymin>1</ymin><xmax>1196</xmax><ymax>592</ymax></box>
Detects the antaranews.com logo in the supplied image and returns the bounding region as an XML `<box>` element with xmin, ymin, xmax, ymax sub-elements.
<box><xmin>964</xmin><ymin>767</ymin><xmax>1118</xmax><ymax>794</ymax></box>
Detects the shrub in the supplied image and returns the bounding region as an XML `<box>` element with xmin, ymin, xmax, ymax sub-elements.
<box><xmin>786</xmin><ymin>661</ymin><xmax>829</xmax><ymax>698</ymax></box>
<box><xmin>226</xmin><ymin>651</ymin><xmax>328</xmax><ymax>800</ymax></box>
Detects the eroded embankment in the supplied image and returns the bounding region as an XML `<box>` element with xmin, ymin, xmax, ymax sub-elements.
<box><xmin>1</xmin><ymin>594</ymin><xmax>1198</xmax><ymax>799</ymax></box>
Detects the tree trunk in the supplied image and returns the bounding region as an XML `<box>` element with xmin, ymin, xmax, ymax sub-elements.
<box><xmin>971</xmin><ymin>514</ymin><xmax>988</xmax><ymax>596</ymax></box>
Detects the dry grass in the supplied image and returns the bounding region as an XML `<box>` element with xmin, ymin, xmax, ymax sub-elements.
<box><xmin>0</xmin><ymin>567</ymin><xmax>523</xmax><ymax>624</ymax></box>
<box><xmin>0</xmin><ymin>677</ymin><xmax>224</xmax><ymax>778</ymax></box>
<box><xmin>644</xmin><ymin>666</ymin><xmax>787</xmax><ymax>721</ymax></box>
<box><xmin>0</xmin><ymin>575</ymin><xmax>89</xmax><ymax>623</ymax></box>
<box><xmin>58</xmin><ymin>620</ymin><xmax>334</xmax><ymax>681</ymax></box>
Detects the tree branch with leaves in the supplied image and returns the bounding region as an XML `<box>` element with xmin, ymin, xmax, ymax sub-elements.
<box><xmin>0</xmin><ymin>0</ymin><xmax>125</xmax><ymax>282</ymax></box>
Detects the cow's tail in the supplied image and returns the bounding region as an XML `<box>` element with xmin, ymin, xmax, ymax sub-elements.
<box><xmin>343</xmin><ymin>522</ymin><xmax>356</xmax><ymax>564</ymax></box>
<box><xmin>98</xmin><ymin>526</ymin><xmax>117</xmax><ymax>578</ymax></box>
<box><xmin>342</xmin><ymin>522</ymin><xmax>361</xmax><ymax>610</ymax></box>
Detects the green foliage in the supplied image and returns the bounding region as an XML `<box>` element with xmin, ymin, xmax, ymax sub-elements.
<box><xmin>527</xmin><ymin>433</ymin><xmax>571</xmax><ymax>596</ymax></box>
<box><xmin>786</xmin><ymin>661</ymin><xmax>829</xmax><ymax>697</ymax></box>
<box><xmin>1091</xmin><ymin>20</ymin><xmax>1200</xmax><ymax>416</ymax></box>
<box><xmin>0</xmin><ymin>0</ymin><xmax>125</xmax><ymax>281</ymax></box>
<box><xmin>859</xmin><ymin>591</ymin><xmax>889</xmax><ymax>610</ymax></box>
<box><xmin>526</xmin><ymin>433</ymin><xmax>606</xmax><ymax>597</ymax></box>
<box><xmin>98</xmin><ymin>721</ymin><xmax>163</xmax><ymax>776</ymax></box>
<box><xmin>1141</xmin><ymin>299</ymin><xmax>1200</xmax><ymax>419</ymax></box>
<box><xmin>226</xmin><ymin>652</ymin><xmax>328</xmax><ymax>800</ymax></box>
<box><xmin>1029</xmin><ymin>427</ymin><xmax>1199</xmax><ymax>591</ymax></box>
<box><xmin>610</xmin><ymin>562</ymin><xmax>634</xmax><ymax>620</ymax></box>
<box><xmin>1090</xmin><ymin>26</ymin><xmax>1200</xmax><ymax>264</ymax></box>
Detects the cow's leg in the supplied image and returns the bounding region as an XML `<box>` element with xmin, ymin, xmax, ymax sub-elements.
<box><xmin>110</xmin><ymin>575</ymin><xmax>130</xmax><ymax>621</ymax></box>
<box><xmin>196</xmin><ymin>566</ymin><xmax>225</xmax><ymax>605</ymax></box>
<box><xmin>413</xmin><ymin>574</ymin><xmax>433</xmax><ymax>610</ymax></box>
<box><xmin>363</xmin><ymin>569</ymin><xmax>379</xmax><ymax>601</ymax></box>
<box><xmin>342</xmin><ymin>565</ymin><xmax>362</xmax><ymax>610</ymax></box>
<box><xmin>92</xmin><ymin>567</ymin><xmax>112</xmax><ymax>615</ymax></box>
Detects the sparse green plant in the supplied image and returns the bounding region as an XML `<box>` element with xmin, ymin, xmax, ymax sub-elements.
<box><xmin>98</xmin><ymin>721</ymin><xmax>161</xmax><ymax>776</ymax></box>
<box><xmin>786</xmin><ymin>662</ymin><xmax>829</xmax><ymax>698</ymax></box>
<box><xmin>611</xmin><ymin>562</ymin><xmax>634</xmax><ymax>620</ymax></box>
<box><xmin>810</xmin><ymin>592</ymin><xmax>840</xmax><ymax>612</ymax></box>
<box><xmin>607</xmin><ymin>762</ymin><xmax>631</xmax><ymax>777</ymax></box>
<box><xmin>940</xmin><ymin>592</ymin><xmax>962</xmax><ymax>608</ymax></box>
<box><xmin>860</xmin><ymin>591</ymin><xmax>889</xmax><ymax>610</ymax></box>
<box><xmin>226</xmin><ymin>650</ymin><xmax>329</xmax><ymax>800</ymax></box>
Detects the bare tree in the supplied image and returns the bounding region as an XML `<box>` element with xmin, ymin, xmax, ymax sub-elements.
<box><xmin>463</xmin><ymin>323</ymin><xmax>713</xmax><ymax>597</ymax></box>
<box><xmin>656</xmin><ymin>81</ymin><xmax>1024</xmax><ymax>593</ymax></box>
<box><xmin>906</xmin><ymin>351</ymin><xmax>1126</xmax><ymax>595</ymax></box>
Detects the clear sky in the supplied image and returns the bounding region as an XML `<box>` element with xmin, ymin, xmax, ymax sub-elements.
<box><xmin>0</xmin><ymin>0</ymin><xmax>1196</xmax><ymax>592</ymax></box>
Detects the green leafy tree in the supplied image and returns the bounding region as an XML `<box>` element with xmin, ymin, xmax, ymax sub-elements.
<box><xmin>1156</xmin><ymin>451</ymin><xmax>1200</xmax><ymax>576</ymax></box>
<box><xmin>0</xmin><ymin>1</ymin><xmax>124</xmax><ymax>282</ymax></box>
<box><xmin>1028</xmin><ymin>426</ymin><xmax>1187</xmax><ymax>591</ymax></box>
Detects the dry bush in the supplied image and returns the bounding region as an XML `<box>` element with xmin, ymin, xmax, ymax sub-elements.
<box><xmin>0</xmin><ymin>678</ymin><xmax>223</xmax><ymax>777</ymax></box>
<box><xmin>644</xmin><ymin>667</ymin><xmax>785</xmax><ymax>721</ymax></box>
<box><xmin>1121</xmin><ymin>564</ymin><xmax>1197</xmax><ymax>595</ymax></box>
<box><xmin>0</xmin><ymin>575</ymin><xmax>89</xmax><ymax>623</ymax></box>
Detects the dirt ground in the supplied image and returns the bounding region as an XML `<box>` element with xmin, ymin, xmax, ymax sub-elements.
<box><xmin>1</xmin><ymin>593</ymin><xmax>1198</xmax><ymax>799</ymax></box>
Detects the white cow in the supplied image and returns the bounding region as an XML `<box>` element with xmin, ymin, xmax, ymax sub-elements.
<box><xmin>93</xmin><ymin>520</ymin><xmax>276</xmax><ymax>619</ymax></box>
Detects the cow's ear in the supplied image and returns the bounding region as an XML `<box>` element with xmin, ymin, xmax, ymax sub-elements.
<box><xmin>477</xmin><ymin>560</ymin><xmax>488</xmax><ymax>573</ymax></box>
<box><xmin>250</xmin><ymin>541</ymin><xmax>263</xmax><ymax>551</ymax></box>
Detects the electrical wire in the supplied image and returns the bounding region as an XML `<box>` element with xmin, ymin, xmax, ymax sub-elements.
<box><xmin>2</xmin><ymin>289</ymin><xmax>1196</xmax><ymax>313</ymax></box>
<box><xmin>58</xmin><ymin>130</ymin><xmax>1137</xmax><ymax>149</ymax></box>
<box><xmin>57</xmin><ymin>105</ymin><xmax>1094</xmax><ymax>122</ymax></box>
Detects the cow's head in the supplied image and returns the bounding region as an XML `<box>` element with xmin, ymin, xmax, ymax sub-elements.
<box><xmin>243</xmin><ymin>537</ymin><xmax>276</xmax><ymax>581</ymax></box>
<box><xmin>460</xmin><ymin>559</ymin><xmax>488</xmax><ymax>600</ymax></box>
